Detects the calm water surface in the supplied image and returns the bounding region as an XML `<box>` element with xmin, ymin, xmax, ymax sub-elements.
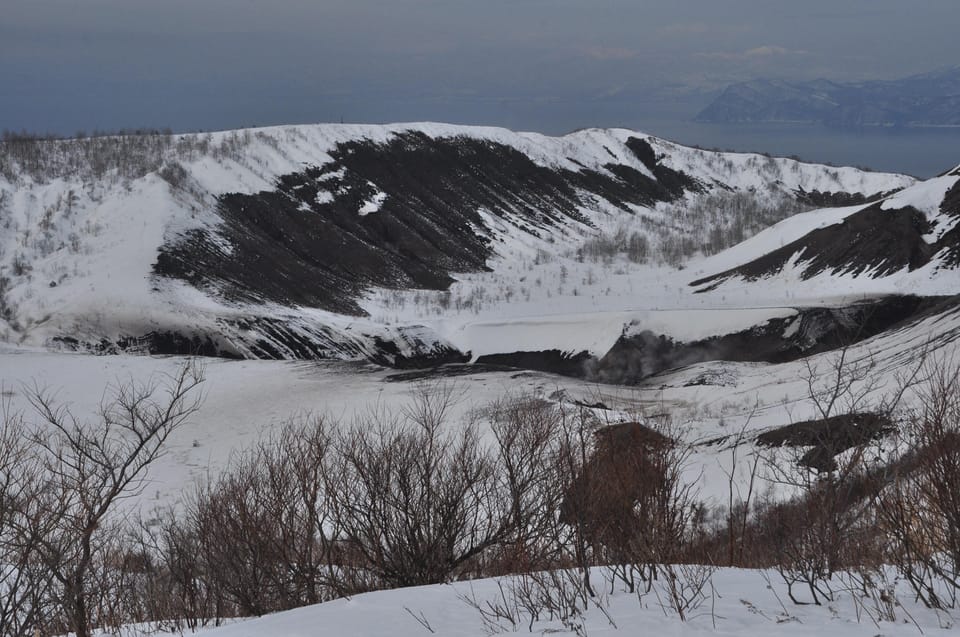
<box><xmin>639</xmin><ymin>120</ymin><xmax>960</xmax><ymax>179</ymax></box>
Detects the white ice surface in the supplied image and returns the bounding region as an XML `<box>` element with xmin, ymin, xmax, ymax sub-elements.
<box><xmin>2</xmin><ymin>286</ymin><xmax>957</xmax><ymax>514</ymax></box>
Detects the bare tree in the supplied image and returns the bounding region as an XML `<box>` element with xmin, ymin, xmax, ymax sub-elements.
<box><xmin>487</xmin><ymin>395</ymin><xmax>565</xmax><ymax>573</ymax></box>
<box><xmin>127</xmin><ymin>508</ymin><xmax>219</xmax><ymax>632</ymax></box>
<box><xmin>761</xmin><ymin>343</ymin><xmax>927</xmax><ymax>605</ymax></box>
<box><xmin>25</xmin><ymin>362</ymin><xmax>204</xmax><ymax>637</ymax></box>
<box><xmin>0</xmin><ymin>400</ymin><xmax>60</xmax><ymax>637</ymax></box>
<box><xmin>327</xmin><ymin>384</ymin><xmax>513</xmax><ymax>588</ymax></box>
<box><xmin>876</xmin><ymin>357</ymin><xmax>960</xmax><ymax>609</ymax></box>
<box><xmin>719</xmin><ymin>411</ymin><xmax>762</xmax><ymax>567</ymax></box>
<box><xmin>187</xmin><ymin>415</ymin><xmax>346</xmax><ymax>617</ymax></box>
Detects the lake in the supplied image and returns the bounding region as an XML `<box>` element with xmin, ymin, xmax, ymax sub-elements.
<box><xmin>636</xmin><ymin>119</ymin><xmax>960</xmax><ymax>179</ymax></box>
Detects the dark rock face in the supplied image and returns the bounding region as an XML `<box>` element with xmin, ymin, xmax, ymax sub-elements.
<box><xmin>756</xmin><ymin>412</ymin><xmax>896</xmax><ymax>472</ymax></box>
<box><xmin>938</xmin><ymin>180</ymin><xmax>960</xmax><ymax>267</ymax></box>
<box><xmin>591</xmin><ymin>296</ymin><xmax>957</xmax><ymax>384</ymax></box>
<box><xmin>155</xmin><ymin>133</ymin><xmax>701</xmax><ymax>317</ymax></box>
<box><xmin>135</xmin><ymin>129</ymin><xmax>956</xmax><ymax>376</ymax></box>
<box><xmin>475</xmin><ymin>350</ymin><xmax>594</xmax><ymax>378</ymax></box>
<box><xmin>792</xmin><ymin>188</ymin><xmax>893</xmax><ymax>209</ymax></box>
<box><xmin>51</xmin><ymin>332</ymin><xmax>237</xmax><ymax>358</ymax></box>
<box><xmin>392</xmin><ymin>296</ymin><xmax>960</xmax><ymax>384</ymax></box>
<box><xmin>368</xmin><ymin>335</ymin><xmax>470</xmax><ymax>369</ymax></box>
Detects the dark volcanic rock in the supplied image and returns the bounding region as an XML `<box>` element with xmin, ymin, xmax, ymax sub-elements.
<box><xmin>368</xmin><ymin>335</ymin><xmax>470</xmax><ymax>369</ymax></box>
<box><xmin>592</xmin><ymin>296</ymin><xmax>956</xmax><ymax>384</ymax></box>
<box><xmin>792</xmin><ymin>188</ymin><xmax>895</xmax><ymax>209</ymax></box>
<box><xmin>475</xmin><ymin>349</ymin><xmax>594</xmax><ymax>377</ymax></box>
<box><xmin>51</xmin><ymin>331</ymin><xmax>238</xmax><ymax>358</ymax></box>
<box><xmin>938</xmin><ymin>180</ymin><xmax>960</xmax><ymax>267</ymax></box>
<box><xmin>155</xmin><ymin>133</ymin><xmax>701</xmax><ymax>317</ymax></box>
<box><xmin>756</xmin><ymin>412</ymin><xmax>896</xmax><ymax>472</ymax></box>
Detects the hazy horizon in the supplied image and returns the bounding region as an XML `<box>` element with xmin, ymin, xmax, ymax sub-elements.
<box><xmin>3</xmin><ymin>1</ymin><xmax>959</xmax><ymax>175</ymax></box>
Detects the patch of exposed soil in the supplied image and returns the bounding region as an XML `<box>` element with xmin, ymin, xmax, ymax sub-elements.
<box><xmin>756</xmin><ymin>412</ymin><xmax>896</xmax><ymax>471</ymax></box>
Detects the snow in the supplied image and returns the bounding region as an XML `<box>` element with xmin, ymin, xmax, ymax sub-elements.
<box><xmin>2</xmin><ymin>277</ymin><xmax>957</xmax><ymax>513</ymax></box>
<box><xmin>107</xmin><ymin>567</ymin><xmax>955</xmax><ymax>637</ymax></box>
<box><xmin>431</xmin><ymin>307</ymin><xmax>797</xmax><ymax>360</ymax></box>
<box><xmin>0</xmin><ymin>351</ymin><xmax>596</xmax><ymax>507</ymax></box>
<box><xmin>1</xmin><ymin>122</ymin><xmax>957</xmax><ymax>515</ymax></box>
<box><xmin>690</xmin><ymin>203</ymin><xmax>869</xmax><ymax>277</ymax></box>
<box><xmin>881</xmin><ymin>174</ymin><xmax>957</xmax><ymax>215</ymax></box>
<box><xmin>688</xmin><ymin>173</ymin><xmax>960</xmax><ymax>300</ymax></box>
<box><xmin>638</xmin><ymin>131</ymin><xmax>915</xmax><ymax>196</ymax></box>
<box><xmin>358</xmin><ymin>187</ymin><xmax>387</xmax><ymax>215</ymax></box>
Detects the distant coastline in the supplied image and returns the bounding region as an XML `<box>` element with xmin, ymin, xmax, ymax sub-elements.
<box><xmin>638</xmin><ymin>118</ymin><xmax>960</xmax><ymax>178</ymax></box>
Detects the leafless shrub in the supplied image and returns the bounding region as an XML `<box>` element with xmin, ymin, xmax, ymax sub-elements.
<box><xmin>327</xmin><ymin>384</ymin><xmax>513</xmax><ymax>588</ymax></box>
<box><xmin>22</xmin><ymin>362</ymin><xmax>204</xmax><ymax>637</ymax></box>
<box><xmin>0</xmin><ymin>400</ymin><xmax>59</xmax><ymax>637</ymax></box>
<box><xmin>0</xmin><ymin>128</ymin><xmax>255</xmax><ymax>186</ymax></box>
<box><xmin>876</xmin><ymin>357</ymin><xmax>960</xmax><ymax>610</ymax></box>
<box><xmin>485</xmin><ymin>395</ymin><xmax>583</xmax><ymax>575</ymax></box>
<box><xmin>158</xmin><ymin>161</ymin><xmax>189</xmax><ymax>191</ymax></box>
<box><xmin>126</xmin><ymin>509</ymin><xmax>220</xmax><ymax>632</ymax></box>
<box><xmin>459</xmin><ymin>568</ymin><xmax>606</xmax><ymax>637</ymax></box>
<box><xmin>575</xmin><ymin>190</ymin><xmax>807</xmax><ymax>269</ymax></box>
<box><xmin>183</xmin><ymin>415</ymin><xmax>349</xmax><ymax>618</ymax></box>
<box><xmin>652</xmin><ymin>562</ymin><xmax>715</xmax><ymax>622</ymax></box>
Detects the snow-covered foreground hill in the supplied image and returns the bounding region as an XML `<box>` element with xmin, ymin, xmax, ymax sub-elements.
<box><xmin>112</xmin><ymin>567</ymin><xmax>954</xmax><ymax>636</ymax></box>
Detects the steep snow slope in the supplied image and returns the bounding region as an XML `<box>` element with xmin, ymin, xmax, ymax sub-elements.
<box><xmin>691</xmin><ymin>172</ymin><xmax>960</xmax><ymax>299</ymax></box>
<box><xmin>0</xmin><ymin>124</ymin><xmax>915</xmax><ymax>366</ymax></box>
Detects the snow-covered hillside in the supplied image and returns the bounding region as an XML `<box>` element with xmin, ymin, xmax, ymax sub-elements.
<box><xmin>0</xmin><ymin>124</ymin><xmax>919</xmax><ymax>370</ymax></box>
<box><xmin>691</xmin><ymin>168</ymin><xmax>960</xmax><ymax>298</ymax></box>
<box><xmin>2</xmin><ymin>126</ymin><xmax>960</xmax><ymax>637</ymax></box>
<box><xmin>115</xmin><ymin>566</ymin><xmax>952</xmax><ymax>637</ymax></box>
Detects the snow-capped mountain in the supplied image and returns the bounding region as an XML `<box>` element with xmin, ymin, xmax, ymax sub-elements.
<box><xmin>1</xmin><ymin>123</ymin><xmax>953</xmax><ymax>381</ymax></box>
<box><xmin>696</xmin><ymin>67</ymin><xmax>960</xmax><ymax>127</ymax></box>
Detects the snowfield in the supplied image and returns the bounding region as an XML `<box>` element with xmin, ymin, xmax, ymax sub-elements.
<box><xmin>111</xmin><ymin>566</ymin><xmax>953</xmax><ymax>637</ymax></box>
<box><xmin>2</xmin><ymin>277</ymin><xmax>957</xmax><ymax>513</ymax></box>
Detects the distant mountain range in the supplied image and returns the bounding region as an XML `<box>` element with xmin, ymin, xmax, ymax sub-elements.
<box><xmin>697</xmin><ymin>67</ymin><xmax>960</xmax><ymax>128</ymax></box>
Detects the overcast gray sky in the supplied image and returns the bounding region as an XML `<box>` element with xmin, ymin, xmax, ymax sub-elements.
<box><xmin>2</xmin><ymin>0</ymin><xmax>959</xmax><ymax>135</ymax></box>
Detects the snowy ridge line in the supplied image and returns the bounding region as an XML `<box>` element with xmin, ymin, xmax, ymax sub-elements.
<box><xmin>1</xmin><ymin>122</ymin><xmax>915</xmax><ymax>194</ymax></box>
